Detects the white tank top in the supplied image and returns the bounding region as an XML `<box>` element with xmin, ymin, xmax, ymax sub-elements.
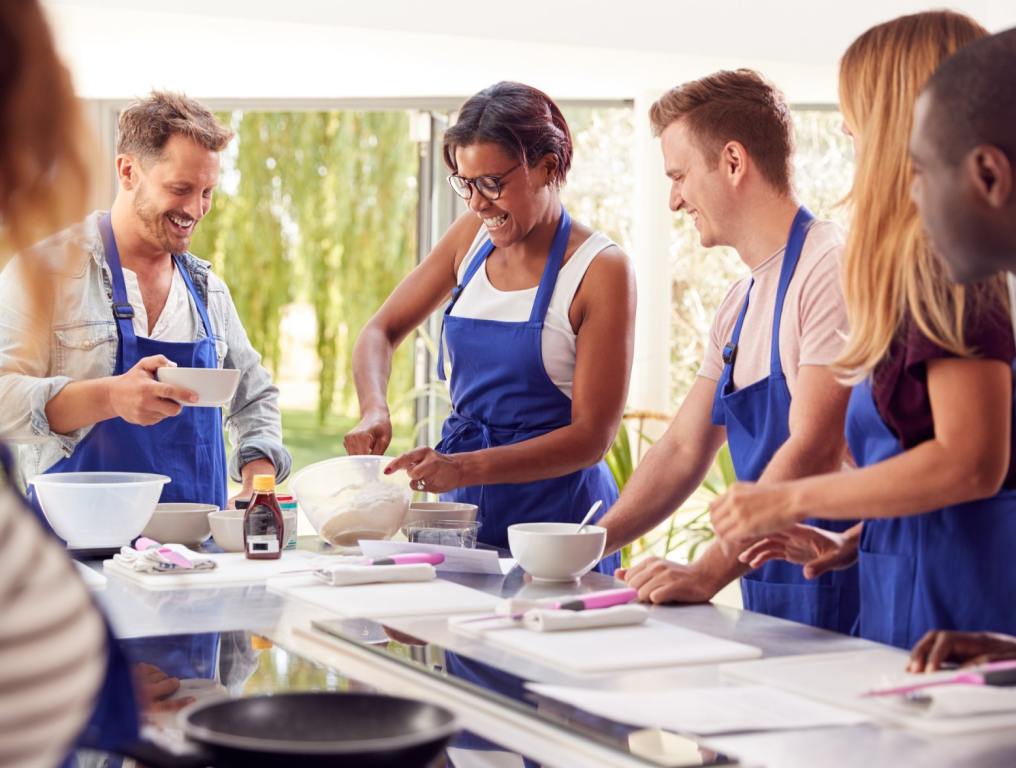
<box><xmin>450</xmin><ymin>226</ymin><xmax>614</xmax><ymax>399</ymax></box>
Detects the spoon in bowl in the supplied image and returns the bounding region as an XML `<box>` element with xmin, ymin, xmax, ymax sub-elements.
<box><xmin>576</xmin><ymin>499</ymin><xmax>604</xmax><ymax>534</ymax></box>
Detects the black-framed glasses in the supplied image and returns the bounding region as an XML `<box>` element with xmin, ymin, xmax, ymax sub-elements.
<box><xmin>447</xmin><ymin>163</ymin><xmax>522</xmax><ymax>202</ymax></box>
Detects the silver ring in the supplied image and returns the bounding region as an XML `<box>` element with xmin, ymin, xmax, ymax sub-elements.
<box><xmin>418</xmin><ymin>479</ymin><xmax>426</xmax><ymax>490</ymax></box>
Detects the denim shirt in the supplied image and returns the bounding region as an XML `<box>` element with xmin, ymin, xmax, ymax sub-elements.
<box><xmin>0</xmin><ymin>211</ymin><xmax>291</xmax><ymax>487</ymax></box>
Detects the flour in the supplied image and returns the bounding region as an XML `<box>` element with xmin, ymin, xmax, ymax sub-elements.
<box><xmin>314</xmin><ymin>482</ymin><xmax>409</xmax><ymax>547</ymax></box>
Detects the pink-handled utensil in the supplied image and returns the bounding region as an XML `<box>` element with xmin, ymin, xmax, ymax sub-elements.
<box><xmin>862</xmin><ymin>659</ymin><xmax>1016</xmax><ymax>698</ymax></box>
<box><xmin>458</xmin><ymin>587</ymin><xmax>639</xmax><ymax>625</ymax></box>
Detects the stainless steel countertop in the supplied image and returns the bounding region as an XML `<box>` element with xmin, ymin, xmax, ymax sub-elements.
<box><xmin>87</xmin><ymin>544</ymin><xmax>1016</xmax><ymax>768</ymax></box>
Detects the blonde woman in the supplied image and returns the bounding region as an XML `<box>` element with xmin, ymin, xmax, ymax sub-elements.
<box><xmin>0</xmin><ymin>1</ymin><xmax>138</xmax><ymax>764</ymax></box>
<box><xmin>709</xmin><ymin>11</ymin><xmax>1014</xmax><ymax>649</ymax></box>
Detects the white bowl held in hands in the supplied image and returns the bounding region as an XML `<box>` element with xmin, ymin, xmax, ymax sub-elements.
<box><xmin>208</xmin><ymin>508</ymin><xmax>296</xmax><ymax>553</ymax></box>
<box><xmin>32</xmin><ymin>472</ymin><xmax>170</xmax><ymax>548</ymax></box>
<box><xmin>507</xmin><ymin>522</ymin><xmax>607</xmax><ymax>582</ymax></box>
<box><xmin>156</xmin><ymin>367</ymin><xmax>240</xmax><ymax>407</ymax></box>
<box><xmin>290</xmin><ymin>456</ymin><xmax>412</xmax><ymax>547</ymax></box>
<box><xmin>141</xmin><ymin>503</ymin><xmax>217</xmax><ymax>545</ymax></box>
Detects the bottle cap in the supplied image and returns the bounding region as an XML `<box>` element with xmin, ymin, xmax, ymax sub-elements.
<box><xmin>253</xmin><ymin>474</ymin><xmax>276</xmax><ymax>492</ymax></box>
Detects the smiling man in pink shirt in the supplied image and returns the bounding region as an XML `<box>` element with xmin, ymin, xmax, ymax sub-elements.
<box><xmin>599</xmin><ymin>69</ymin><xmax>859</xmax><ymax>633</ymax></box>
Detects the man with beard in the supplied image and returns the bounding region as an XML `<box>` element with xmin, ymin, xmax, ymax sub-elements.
<box><xmin>0</xmin><ymin>91</ymin><xmax>290</xmax><ymax>514</ymax></box>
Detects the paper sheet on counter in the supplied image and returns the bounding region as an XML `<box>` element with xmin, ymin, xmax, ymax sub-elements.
<box><xmin>268</xmin><ymin>574</ymin><xmax>500</xmax><ymax>618</ymax></box>
<box><xmin>527</xmin><ymin>683</ymin><xmax>868</xmax><ymax>735</ymax></box>
<box><xmin>358</xmin><ymin>539</ymin><xmax>513</xmax><ymax>575</ymax></box>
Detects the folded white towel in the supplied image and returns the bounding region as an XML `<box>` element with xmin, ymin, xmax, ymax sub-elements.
<box><xmin>913</xmin><ymin>685</ymin><xmax>1016</xmax><ymax>718</ymax></box>
<box><xmin>312</xmin><ymin>562</ymin><xmax>436</xmax><ymax>586</ymax></box>
<box><xmin>522</xmin><ymin>604</ymin><xmax>649</xmax><ymax>632</ymax></box>
<box><xmin>113</xmin><ymin>543</ymin><xmax>216</xmax><ymax>574</ymax></box>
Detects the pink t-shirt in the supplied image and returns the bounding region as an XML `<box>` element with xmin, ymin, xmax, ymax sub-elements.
<box><xmin>699</xmin><ymin>220</ymin><xmax>846</xmax><ymax>394</ymax></box>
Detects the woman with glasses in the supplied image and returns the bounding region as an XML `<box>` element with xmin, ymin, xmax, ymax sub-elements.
<box><xmin>346</xmin><ymin>81</ymin><xmax>636</xmax><ymax>570</ymax></box>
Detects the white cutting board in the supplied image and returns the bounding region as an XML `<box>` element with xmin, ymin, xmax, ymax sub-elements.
<box><xmin>463</xmin><ymin>618</ymin><xmax>762</xmax><ymax>674</ymax></box>
<box><xmin>267</xmin><ymin>574</ymin><xmax>499</xmax><ymax>619</ymax></box>
<box><xmin>721</xmin><ymin>648</ymin><xmax>1016</xmax><ymax>735</ymax></box>
<box><xmin>103</xmin><ymin>550</ymin><xmax>316</xmax><ymax>590</ymax></box>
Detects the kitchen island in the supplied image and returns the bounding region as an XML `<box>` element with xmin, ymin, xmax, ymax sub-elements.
<box><xmin>83</xmin><ymin>540</ymin><xmax>1016</xmax><ymax>768</ymax></box>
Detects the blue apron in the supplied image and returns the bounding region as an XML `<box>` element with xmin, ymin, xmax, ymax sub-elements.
<box><xmin>435</xmin><ymin>208</ymin><xmax>620</xmax><ymax>574</ymax></box>
<box><xmin>34</xmin><ymin>212</ymin><xmax>227</xmax><ymax>509</ymax></box>
<box><xmin>847</xmin><ymin>379</ymin><xmax>1016</xmax><ymax>648</ymax></box>
<box><xmin>711</xmin><ymin>207</ymin><xmax>859</xmax><ymax>633</ymax></box>
<box><xmin>0</xmin><ymin>446</ymin><xmax>139</xmax><ymax>758</ymax></box>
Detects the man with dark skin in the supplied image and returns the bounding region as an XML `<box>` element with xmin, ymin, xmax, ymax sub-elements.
<box><xmin>908</xmin><ymin>27</ymin><xmax>1016</xmax><ymax>672</ymax></box>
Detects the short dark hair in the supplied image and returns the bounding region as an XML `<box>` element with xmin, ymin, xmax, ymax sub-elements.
<box><xmin>117</xmin><ymin>91</ymin><xmax>233</xmax><ymax>161</ymax></box>
<box><xmin>649</xmin><ymin>69</ymin><xmax>795</xmax><ymax>194</ymax></box>
<box><xmin>443</xmin><ymin>81</ymin><xmax>573</xmax><ymax>185</ymax></box>
<box><xmin>923</xmin><ymin>27</ymin><xmax>1016</xmax><ymax>165</ymax></box>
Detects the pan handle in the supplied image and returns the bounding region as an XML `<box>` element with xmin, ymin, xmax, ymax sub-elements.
<box><xmin>116</xmin><ymin>738</ymin><xmax>214</xmax><ymax>768</ymax></box>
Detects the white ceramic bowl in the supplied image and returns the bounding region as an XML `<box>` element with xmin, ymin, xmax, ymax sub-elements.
<box><xmin>32</xmin><ymin>472</ymin><xmax>170</xmax><ymax>548</ymax></box>
<box><xmin>507</xmin><ymin>522</ymin><xmax>607</xmax><ymax>582</ymax></box>
<box><xmin>402</xmin><ymin>501</ymin><xmax>478</xmax><ymax>531</ymax></box>
<box><xmin>156</xmin><ymin>367</ymin><xmax>241</xmax><ymax>407</ymax></box>
<box><xmin>290</xmin><ymin>456</ymin><xmax>412</xmax><ymax>547</ymax></box>
<box><xmin>208</xmin><ymin>509</ymin><xmax>296</xmax><ymax>553</ymax></box>
<box><xmin>141</xmin><ymin>503</ymin><xmax>217</xmax><ymax>544</ymax></box>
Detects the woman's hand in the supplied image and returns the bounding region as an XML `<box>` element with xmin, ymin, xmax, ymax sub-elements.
<box><xmin>385</xmin><ymin>447</ymin><xmax>466</xmax><ymax>494</ymax></box>
<box><xmin>344</xmin><ymin>408</ymin><xmax>393</xmax><ymax>456</ymax></box>
<box><xmin>709</xmin><ymin>481</ymin><xmax>803</xmax><ymax>545</ymax></box>
<box><xmin>908</xmin><ymin>630</ymin><xmax>1016</xmax><ymax>673</ymax></box>
<box><xmin>736</xmin><ymin>523</ymin><xmax>859</xmax><ymax>578</ymax></box>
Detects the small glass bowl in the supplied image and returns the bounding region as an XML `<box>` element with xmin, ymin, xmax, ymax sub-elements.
<box><xmin>403</xmin><ymin>519</ymin><xmax>481</xmax><ymax>549</ymax></box>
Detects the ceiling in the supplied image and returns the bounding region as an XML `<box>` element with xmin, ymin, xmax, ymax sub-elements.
<box><xmin>43</xmin><ymin>0</ymin><xmax>1016</xmax><ymax>102</ymax></box>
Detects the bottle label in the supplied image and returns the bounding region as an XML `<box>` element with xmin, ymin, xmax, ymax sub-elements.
<box><xmin>247</xmin><ymin>535</ymin><xmax>280</xmax><ymax>554</ymax></box>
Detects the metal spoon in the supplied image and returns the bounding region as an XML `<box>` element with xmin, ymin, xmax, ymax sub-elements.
<box><xmin>576</xmin><ymin>499</ymin><xmax>604</xmax><ymax>533</ymax></box>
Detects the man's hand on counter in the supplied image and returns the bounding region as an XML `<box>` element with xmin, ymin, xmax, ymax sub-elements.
<box><xmin>229</xmin><ymin>457</ymin><xmax>277</xmax><ymax>507</ymax></box>
<box><xmin>908</xmin><ymin>630</ymin><xmax>1016</xmax><ymax>673</ymax></box>
<box><xmin>615</xmin><ymin>557</ymin><xmax>720</xmax><ymax>604</ymax></box>
<box><xmin>107</xmin><ymin>355</ymin><xmax>198</xmax><ymax>426</ymax></box>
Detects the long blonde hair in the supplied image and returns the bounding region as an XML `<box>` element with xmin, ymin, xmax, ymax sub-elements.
<box><xmin>836</xmin><ymin>10</ymin><xmax>1001</xmax><ymax>379</ymax></box>
<box><xmin>0</xmin><ymin>0</ymin><xmax>93</xmax><ymax>257</ymax></box>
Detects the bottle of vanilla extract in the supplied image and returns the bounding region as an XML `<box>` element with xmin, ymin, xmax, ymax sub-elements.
<box><xmin>243</xmin><ymin>474</ymin><xmax>283</xmax><ymax>560</ymax></box>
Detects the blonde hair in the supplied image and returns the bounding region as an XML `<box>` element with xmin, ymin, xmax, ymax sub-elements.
<box><xmin>836</xmin><ymin>10</ymin><xmax>1001</xmax><ymax>379</ymax></box>
<box><xmin>0</xmin><ymin>0</ymin><xmax>93</xmax><ymax>257</ymax></box>
<box><xmin>649</xmin><ymin>69</ymin><xmax>795</xmax><ymax>195</ymax></box>
<box><xmin>117</xmin><ymin>91</ymin><xmax>233</xmax><ymax>163</ymax></box>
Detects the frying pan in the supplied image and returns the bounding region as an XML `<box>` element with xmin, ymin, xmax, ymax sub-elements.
<box><xmin>122</xmin><ymin>692</ymin><xmax>457</xmax><ymax>767</ymax></box>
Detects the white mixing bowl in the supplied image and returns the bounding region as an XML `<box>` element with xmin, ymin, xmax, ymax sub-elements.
<box><xmin>141</xmin><ymin>502</ymin><xmax>217</xmax><ymax>545</ymax></box>
<box><xmin>33</xmin><ymin>472</ymin><xmax>170</xmax><ymax>548</ymax></box>
<box><xmin>507</xmin><ymin>522</ymin><xmax>607</xmax><ymax>582</ymax></box>
<box><xmin>290</xmin><ymin>456</ymin><xmax>412</xmax><ymax>547</ymax></box>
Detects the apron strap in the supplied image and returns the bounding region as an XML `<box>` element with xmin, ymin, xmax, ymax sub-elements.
<box><xmin>436</xmin><ymin>205</ymin><xmax>571</xmax><ymax>380</ymax></box>
<box><xmin>769</xmin><ymin>206</ymin><xmax>814</xmax><ymax>377</ymax></box>
<box><xmin>174</xmin><ymin>254</ymin><xmax>216</xmax><ymax>341</ymax></box>
<box><xmin>98</xmin><ymin>213</ymin><xmax>139</xmax><ymax>372</ymax></box>
<box><xmin>528</xmin><ymin>206</ymin><xmax>572</xmax><ymax>324</ymax></box>
<box><xmin>437</xmin><ymin>238</ymin><xmax>496</xmax><ymax>381</ymax></box>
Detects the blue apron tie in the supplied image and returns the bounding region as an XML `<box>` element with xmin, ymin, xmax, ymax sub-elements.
<box><xmin>847</xmin><ymin>378</ymin><xmax>1016</xmax><ymax>648</ymax></box>
<box><xmin>434</xmin><ymin>208</ymin><xmax>620</xmax><ymax>573</ymax></box>
<box><xmin>711</xmin><ymin>207</ymin><xmax>860</xmax><ymax>633</ymax></box>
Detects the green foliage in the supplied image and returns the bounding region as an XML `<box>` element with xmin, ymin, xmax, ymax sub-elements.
<box><xmin>191</xmin><ymin>110</ymin><xmax>418</xmax><ymax>425</ymax></box>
